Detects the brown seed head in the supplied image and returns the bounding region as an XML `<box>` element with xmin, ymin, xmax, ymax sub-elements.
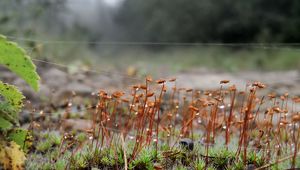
<box><xmin>292</xmin><ymin>97</ymin><xmax>300</xmax><ymax>103</ymax></box>
<box><xmin>140</xmin><ymin>84</ymin><xmax>147</xmax><ymax>90</ymax></box>
<box><xmin>168</xmin><ymin>78</ymin><xmax>176</xmax><ymax>82</ymax></box>
<box><xmin>280</xmin><ymin>120</ymin><xmax>289</xmax><ymax>125</ymax></box>
<box><xmin>272</xmin><ymin>106</ymin><xmax>281</xmax><ymax>113</ymax></box>
<box><xmin>146</xmin><ymin>76</ymin><xmax>153</xmax><ymax>82</ymax></box>
<box><xmin>188</xmin><ymin>105</ymin><xmax>199</xmax><ymax>112</ymax></box>
<box><xmin>186</xmin><ymin>88</ymin><xmax>193</xmax><ymax>92</ymax></box>
<box><xmin>292</xmin><ymin>114</ymin><xmax>300</xmax><ymax>122</ymax></box>
<box><xmin>229</xmin><ymin>85</ymin><xmax>237</xmax><ymax>91</ymax></box>
<box><xmin>121</xmin><ymin>98</ymin><xmax>129</xmax><ymax>103</ymax></box>
<box><xmin>262</xmin><ymin>120</ymin><xmax>273</xmax><ymax>128</ymax></box>
<box><xmin>220</xmin><ymin>80</ymin><xmax>230</xmax><ymax>84</ymax></box>
<box><xmin>156</xmin><ymin>79</ymin><xmax>166</xmax><ymax>84</ymax></box>
<box><xmin>268</xmin><ymin>93</ymin><xmax>276</xmax><ymax>99</ymax></box>
<box><xmin>112</xmin><ymin>91</ymin><xmax>125</xmax><ymax>98</ymax></box>
<box><xmin>252</xmin><ymin>81</ymin><xmax>266</xmax><ymax>88</ymax></box>
<box><xmin>132</xmin><ymin>85</ymin><xmax>140</xmax><ymax>89</ymax></box>
<box><xmin>146</xmin><ymin>92</ymin><xmax>155</xmax><ymax>97</ymax></box>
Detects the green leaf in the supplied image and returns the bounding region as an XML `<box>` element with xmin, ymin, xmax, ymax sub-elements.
<box><xmin>8</xmin><ymin>128</ymin><xmax>27</xmax><ymax>149</ymax></box>
<box><xmin>0</xmin><ymin>116</ymin><xmax>13</xmax><ymax>130</ymax></box>
<box><xmin>0</xmin><ymin>81</ymin><xmax>24</xmax><ymax>117</ymax></box>
<box><xmin>0</xmin><ymin>35</ymin><xmax>40</xmax><ymax>91</ymax></box>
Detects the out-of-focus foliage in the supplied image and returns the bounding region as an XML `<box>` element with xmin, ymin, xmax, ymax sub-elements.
<box><xmin>0</xmin><ymin>36</ymin><xmax>39</xmax><ymax>170</ymax></box>
<box><xmin>0</xmin><ymin>141</ymin><xmax>26</xmax><ymax>170</ymax></box>
<box><xmin>2</xmin><ymin>0</ymin><xmax>300</xmax><ymax>43</ymax></box>
<box><xmin>0</xmin><ymin>35</ymin><xmax>40</xmax><ymax>91</ymax></box>
<box><xmin>0</xmin><ymin>35</ymin><xmax>40</xmax><ymax>131</ymax></box>
<box><xmin>0</xmin><ymin>81</ymin><xmax>24</xmax><ymax>129</ymax></box>
<box><xmin>116</xmin><ymin>0</ymin><xmax>300</xmax><ymax>43</ymax></box>
<box><xmin>0</xmin><ymin>0</ymin><xmax>66</xmax><ymax>38</ymax></box>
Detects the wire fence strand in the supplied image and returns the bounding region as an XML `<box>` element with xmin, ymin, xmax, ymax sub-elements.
<box><xmin>6</xmin><ymin>35</ymin><xmax>300</xmax><ymax>49</ymax></box>
<box><xmin>28</xmin><ymin>57</ymin><xmax>300</xmax><ymax>95</ymax></box>
<box><xmin>5</xmin><ymin>35</ymin><xmax>300</xmax><ymax>95</ymax></box>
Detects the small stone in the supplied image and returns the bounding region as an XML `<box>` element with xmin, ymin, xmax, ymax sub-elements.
<box><xmin>154</xmin><ymin>163</ymin><xmax>163</xmax><ymax>170</ymax></box>
<box><xmin>246</xmin><ymin>164</ymin><xmax>256</xmax><ymax>170</ymax></box>
<box><xmin>179</xmin><ymin>138</ymin><xmax>194</xmax><ymax>151</ymax></box>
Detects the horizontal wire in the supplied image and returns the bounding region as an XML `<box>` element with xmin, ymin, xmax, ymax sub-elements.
<box><xmin>20</xmin><ymin>41</ymin><xmax>300</xmax><ymax>95</ymax></box>
<box><xmin>31</xmin><ymin>57</ymin><xmax>300</xmax><ymax>94</ymax></box>
<box><xmin>25</xmin><ymin>45</ymin><xmax>144</xmax><ymax>81</ymax></box>
<box><xmin>6</xmin><ymin>35</ymin><xmax>300</xmax><ymax>49</ymax></box>
<box><xmin>32</xmin><ymin>58</ymin><xmax>143</xmax><ymax>81</ymax></box>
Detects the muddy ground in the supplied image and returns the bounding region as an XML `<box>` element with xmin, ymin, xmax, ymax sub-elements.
<box><xmin>1</xmin><ymin>63</ymin><xmax>299</xmax><ymax>107</ymax></box>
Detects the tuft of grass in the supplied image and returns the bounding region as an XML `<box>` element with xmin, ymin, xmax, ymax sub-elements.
<box><xmin>36</xmin><ymin>140</ymin><xmax>52</xmax><ymax>153</ymax></box>
<box><xmin>194</xmin><ymin>159</ymin><xmax>206</xmax><ymax>170</ymax></box>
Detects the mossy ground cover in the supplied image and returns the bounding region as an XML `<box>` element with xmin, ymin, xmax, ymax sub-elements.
<box><xmin>23</xmin><ymin>77</ymin><xmax>300</xmax><ymax>170</ymax></box>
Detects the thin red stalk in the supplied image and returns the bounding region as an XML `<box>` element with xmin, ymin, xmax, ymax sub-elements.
<box><xmin>242</xmin><ymin>88</ymin><xmax>256</xmax><ymax>165</ymax></box>
<box><xmin>226</xmin><ymin>89</ymin><xmax>236</xmax><ymax>148</ymax></box>
<box><xmin>123</xmin><ymin>88</ymin><xmax>138</xmax><ymax>138</ymax></box>
<box><xmin>291</xmin><ymin>122</ymin><xmax>300</xmax><ymax>169</ymax></box>
<box><xmin>155</xmin><ymin>83</ymin><xmax>165</xmax><ymax>155</ymax></box>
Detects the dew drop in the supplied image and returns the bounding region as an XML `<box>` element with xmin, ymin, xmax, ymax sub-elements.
<box><xmin>197</xmin><ymin>118</ymin><xmax>202</xmax><ymax>124</ymax></box>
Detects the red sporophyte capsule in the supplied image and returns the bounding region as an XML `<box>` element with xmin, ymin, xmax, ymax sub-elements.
<box><xmin>220</xmin><ymin>80</ymin><xmax>230</xmax><ymax>84</ymax></box>
<box><xmin>112</xmin><ymin>91</ymin><xmax>125</xmax><ymax>98</ymax></box>
<box><xmin>147</xmin><ymin>92</ymin><xmax>155</xmax><ymax>97</ymax></box>
<box><xmin>146</xmin><ymin>76</ymin><xmax>153</xmax><ymax>82</ymax></box>
<box><xmin>156</xmin><ymin>79</ymin><xmax>166</xmax><ymax>84</ymax></box>
<box><xmin>169</xmin><ymin>78</ymin><xmax>176</xmax><ymax>82</ymax></box>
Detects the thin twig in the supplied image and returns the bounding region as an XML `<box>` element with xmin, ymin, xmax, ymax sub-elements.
<box><xmin>120</xmin><ymin>133</ymin><xmax>128</xmax><ymax>170</ymax></box>
<box><xmin>255</xmin><ymin>151</ymin><xmax>300</xmax><ymax>170</ymax></box>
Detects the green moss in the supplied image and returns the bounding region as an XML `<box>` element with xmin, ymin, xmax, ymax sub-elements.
<box><xmin>55</xmin><ymin>160</ymin><xmax>66</xmax><ymax>170</ymax></box>
<box><xmin>36</xmin><ymin>140</ymin><xmax>52</xmax><ymax>152</ymax></box>
<box><xmin>194</xmin><ymin>159</ymin><xmax>205</xmax><ymax>170</ymax></box>
<box><xmin>76</xmin><ymin>132</ymin><xmax>87</xmax><ymax>143</ymax></box>
<box><xmin>129</xmin><ymin>147</ymin><xmax>157</xmax><ymax>170</ymax></box>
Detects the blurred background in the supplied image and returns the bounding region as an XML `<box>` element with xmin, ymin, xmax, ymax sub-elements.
<box><xmin>0</xmin><ymin>0</ymin><xmax>300</xmax><ymax>97</ymax></box>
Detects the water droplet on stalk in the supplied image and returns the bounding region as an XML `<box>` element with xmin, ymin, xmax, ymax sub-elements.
<box><xmin>219</xmin><ymin>105</ymin><xmax>225</xmax><ymax>109</ymax></box>
<box><xmin>197</xmin><ymin>118</ymin><xmax>202</xmax><ymax>124</ymax></box>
